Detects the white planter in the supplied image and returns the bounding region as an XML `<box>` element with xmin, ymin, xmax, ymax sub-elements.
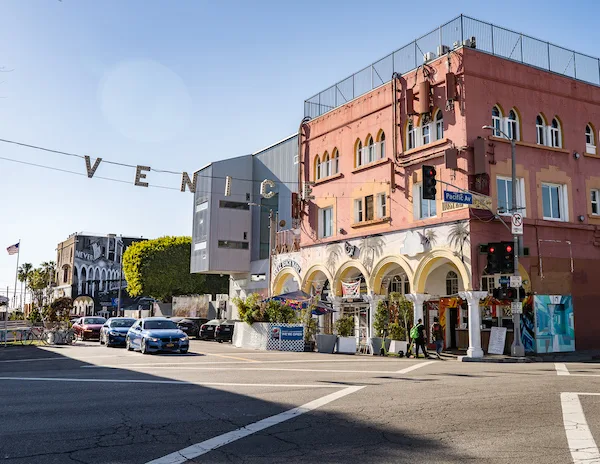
<box><xmin>336</xmin><ymin>336</ymin><xmax>357</xmax><ymax>354</ymax></box>
<box><xmin>389</xmin><ymin>340</ymin><xmax>409</xmax><ymax>355</ymax></box>
<box><xmin>369</xmin><ymin>337</ymin><xmax>391</xmax><ymax>355</ymax></box>
<box><xmin>232</xmin><ymin>322</ymin><xmax>269</xmax><ymax>350</ymax></box>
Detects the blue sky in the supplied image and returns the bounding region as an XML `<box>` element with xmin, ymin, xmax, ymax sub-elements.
<box><xmin>0</xmin><ymin>0</ymin><xmax>598</xmax><ymax>294</ymax></box>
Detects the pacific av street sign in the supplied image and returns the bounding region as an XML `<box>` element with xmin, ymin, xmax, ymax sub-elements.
<box><xmin>443</xmin><ymin>190</ymin><xmax>473</xmax><ymax>205</ymax></box>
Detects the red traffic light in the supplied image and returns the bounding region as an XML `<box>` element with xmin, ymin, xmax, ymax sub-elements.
<box><xmin>505</xmin><ymin>245</ymin><xmax>512</xmax><ymax>253</ymax></box>
<box><xmin>489</xmin><ymin>246</ymin><xmax>495</xmax><ymax>253</ymax></box>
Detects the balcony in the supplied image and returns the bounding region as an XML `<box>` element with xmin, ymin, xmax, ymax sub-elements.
<box><xmin>274</xmin><ymin>229</ymin><xmax>301</xmax><ymax>255</ymax></box>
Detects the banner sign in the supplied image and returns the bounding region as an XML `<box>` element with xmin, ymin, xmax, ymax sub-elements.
<box><xmin>273</xmin><ymin>259</ymin><xmax>302</xmax><ymax>276</ymax></box>
<box><xmin>270</xmin><ymin>326</ymin><xmax>303</xmax><ymax>341</ymax></box>
<box><xmin>342</xmin><ymin>281</ymin><xmax>360</xmax><ymax>298</ymax></box>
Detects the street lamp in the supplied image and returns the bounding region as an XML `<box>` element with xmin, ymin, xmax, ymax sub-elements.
<box><xmin>248</xmin><ymin>202</ymin><xmax>276</xmax><ymax>297</ymax></box>
<box><xmin>482</xmin><ymin>124</ymin><xmax>524</xmax><ymax>357</ymax></box>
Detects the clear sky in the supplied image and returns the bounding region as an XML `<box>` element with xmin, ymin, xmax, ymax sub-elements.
<box><xmin>1</xmin><ymin>0</ymin><xmax>598</xmax><ymax>295</ymax></box>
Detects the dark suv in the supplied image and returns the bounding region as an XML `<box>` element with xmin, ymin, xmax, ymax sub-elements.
<box><xmin>176</xmin><ymin>317</ymin><xmax>208</xmax><ymax>338</ymax></box>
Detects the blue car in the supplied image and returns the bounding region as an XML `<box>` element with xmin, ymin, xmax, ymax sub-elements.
<box><xmin>100</xmin><ymin>317</ymin><xmax>137</xmax><ymax>347</ymax></box>
<box><xmin>126</xmin><ymin>317</ymin><xmax>190</xmax><ymax>354</ymax></box>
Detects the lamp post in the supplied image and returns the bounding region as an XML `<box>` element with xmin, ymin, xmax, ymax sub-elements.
<box><xmin>482</xmin><ymin>125</ymin><xmax>524</xmax><ymax>357</ymax></box>
<box><xmin>248</xmin><ymin>202</ymin><xmax>276</xmax><ymax>297</ymax></box>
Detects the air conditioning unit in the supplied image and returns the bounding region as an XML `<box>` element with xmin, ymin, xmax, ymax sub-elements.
<box><xmin>453</xmin><ymin>41</ymin><xmax>461</xmax><ymax>49</ymax></box>
<box><xmin>463</xmin><ymin>36</ymin><xmax>477</xmax><ymax>49</ymax></box>
<box><xmin>423</xmin><ymin>52</ymin><xmax>436</xmax><ymax>63</ymax></box>
<box><xmin>437</xmin><ymin>45</ymin><xmax>450</xmax><ymax>56</ymax></box>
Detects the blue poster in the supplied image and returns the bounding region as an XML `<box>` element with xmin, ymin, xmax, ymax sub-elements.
<box><xmin>278</xmin><ymin>326</ymin><xmax>304</xmax><ymax>341</ymax></box>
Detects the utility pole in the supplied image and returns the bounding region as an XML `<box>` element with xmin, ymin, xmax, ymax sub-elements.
<box><xmin>117</xmin><ymin>235</ymin><xmax>123</xmax><ymax>317</ymax></box>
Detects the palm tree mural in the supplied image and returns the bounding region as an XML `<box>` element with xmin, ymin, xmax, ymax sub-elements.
<box><xmin>448</xmin><ymin>222</ymin><xmax>470</xmax><ymax>262</ymax></box>
<box><xmin>325</xmin><ymin>243</ymin><xmax>344</xmax><ymax>278</ymax></box>
<box><xmin>418</xmin><ymin>229</ymin><xmax>438</xmax><ymax>250</ymax></box>
<box><xmin>359</xmin><ymin>235</ymin><xmax>385</xmax><ymax>276</ymax></box>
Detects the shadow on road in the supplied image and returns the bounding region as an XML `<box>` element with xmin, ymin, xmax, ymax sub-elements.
<box><xmin>0</xmin><ymin>345</ymin><xmax>473</xmax><ymax>464</ymax></box>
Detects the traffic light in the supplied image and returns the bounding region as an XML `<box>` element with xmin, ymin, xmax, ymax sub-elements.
<box><xmin>494</xmin><ymin>286</ymin><xmax>517</xmax><ymax>300</ymax></box>
<box><xmin>486</xmin><ymin>243</ymin><xmax>500</xmax><ymax>274</ymax></box>
<box><xmin>499</xmin><ymin>241</ymin><xmax>515</xmax><ymax>274</ymax></box>
<box><xmin>422</xmin><ymin>165</ymin><xmax>437</xmax><ymax>200</ymax></box>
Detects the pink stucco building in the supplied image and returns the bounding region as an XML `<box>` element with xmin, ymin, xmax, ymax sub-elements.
<box><xmin>271</xmin><ymin>16</ymin><xmax>600</xmax><ymax>354</ymax></box>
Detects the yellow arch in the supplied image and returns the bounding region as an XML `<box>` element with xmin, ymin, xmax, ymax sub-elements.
<box><xmin>413</xmin><ymin>248</ymin><xmax>471</xmax><ymax>293</ymax></box>
<box><xmin>364</xmin><ymin>133</ymin><xmax>374</xmax><ymax>146</ymax></box>
<box><xmin>271</xmin><ymin>268</ymin><xmax>302</xmax><ymax>296</ymax></box>
<box><xmin>553</xmin><ymin>114</ymin><xmax>565</xmax><ymax>146</ymax></box>
<box><xmin>301</xmin><ymin>264</ymin><xmax>334</xmax><ymax>294</ymax></box>
<box><xmin>376</xmin><ymin>129</ymin><xmax>385</xmax><ymax>142</ymax></box>
<box><xmin>313</xmin><ymin>154</ymin><xmax>320</xmax><ymax>181</ymax></box>
<box><xmin>333</xmin><ymin>259</ymin><xmax>371</xmax><ymax>296</ymax></box>
<box><xmin>353</xmin><ymin>138</ymin><xmax>362</xmax><ymax>168</ymax></box>
<box><xmin>493</xmin><ymin>102</ymin><xmax>505</xmax><ymax>117</ymax></box>
<box><xmin>537</xmin><ymin>112</ymin><xmax>548</xmax><ymax>125</ymax></box>
<box><xmin>369</xmin><ymin>255</ymin><xmax>414</xmax><ymax>295</ymax></box>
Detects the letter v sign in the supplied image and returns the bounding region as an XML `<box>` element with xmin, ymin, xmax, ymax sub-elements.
<box><xmin>84</xmin><ymin>156</ymin><xmax>103</xmax><ymax>178</ymax></box>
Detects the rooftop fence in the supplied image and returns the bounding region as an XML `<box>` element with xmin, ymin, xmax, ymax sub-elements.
<box><xmin>304</xmin><ymin>15</ymin><xmax>600</xmax><ymax>118</ymax></box>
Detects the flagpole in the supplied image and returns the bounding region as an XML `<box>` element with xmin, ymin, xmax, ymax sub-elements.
<box><xmin>12</xmin><ymin>240</ymin><xmax>20</xmax><ymax>312</ymax></box>
<box><xmin>4</xmin><ymin>286</ymin><xmax>7</xmax><ymax>347</ymax></box>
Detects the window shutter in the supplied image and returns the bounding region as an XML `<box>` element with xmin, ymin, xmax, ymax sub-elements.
<box><xmin>412</xmin><ymin>184</ymin><xmax>420</xmax><ymax>220</ymax></box>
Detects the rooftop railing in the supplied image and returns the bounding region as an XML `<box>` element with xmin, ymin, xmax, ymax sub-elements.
<box><xmin>304</xmin><ymin>15</ymin><xmax>600</xmax><ymax>118</ymax></box>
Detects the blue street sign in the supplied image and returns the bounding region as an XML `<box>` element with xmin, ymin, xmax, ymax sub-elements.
<box><xmin>498</xmin><ymin>277</ymin><xmax>510</xmax><ymax>285</ymax></box>
<box><xmin>111</xmin><ymin>298</ymin><xmax>119</xmax><ymax>308</ymax></box>
<box><xmin>444</xmin><ymin>190</ymin><xmax>473</xmax><ymax>205</ymax></box>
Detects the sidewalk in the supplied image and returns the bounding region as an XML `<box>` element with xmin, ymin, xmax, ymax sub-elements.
<box><xmin>457</xmin><ymin>350</ymin><xmax>600</xmax><ymax>363</ymax></box>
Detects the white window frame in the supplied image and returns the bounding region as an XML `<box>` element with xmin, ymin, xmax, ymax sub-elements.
<box><xmin>323</xmin><ymin>153</ymin><xmax>331</xmax><ymax>177</ymax></box>
<box><xmin>435</xmin><ymin>110</ymin><xmax>443</xmax><ymax>140</ymax></box>
<box><xmin>586</xmin><ymin>125</ymin><xmax>596</xmax><ymax>155</ymax></box>
<box><xmin>407</xmin><ymin>122</ymin><xmax>416</xmax><ymax>150</ymax></box>
<box><xmin>446</xmin><ymin>271</ymin><xmax>459</xmax><ymax>296</ymax></box>
<box><xmin>332</xmin><ymin>150</ymin><xmax>339</xmax><ymax>174</ymax></box>
<box><xmin>422</xmin><ymin>124</ymin><xmax>431</xmax><ymax>145</ymax></box>
<box><xmin>316</xmin><ymin>157</ymin><xmax>321</xmax><ymax>180</ymax></box>
<box><xmin>354</xmin><ymin>199</ymin><xmax>363</xmax><ymax>223</ymax></box>
<box><xmin>592</xmin><ymin>189</ymin><xmax>600</xmax><ymax>216</ymax></box>
<box><xmin>549</xmin><ymin>119</ymin><xmax>562</xmax><ymax>148</ymax></box>
<box><xmin>379</xmin><ymin>133</ymin><xmax>386</xmax><ymax>159</ymax></box>
<box><xmin>377</xmin><ymin>192</ymin><xmax>387</xmax><ymax>218</ymax></box>
<box><xmin>541</xmin><ymin>182</ymin><xmax>568</xmax><ymax>222</ymax></box>
<box><xmin>356</xmin><ymin>142</ymin><xmax>363</xmax><ymax>167</ymax></box>
<box><xmin>319</xmin><ymin>206</ymin><xmax>334</xmax><ymax>238</ymax></box>
<box><xmin>367</xmin><ymin>137</ymin><xmax>375</xmax><ymax>163</ymax></box>
<box><xmin>413</xmin><ymin>184</ymin><xmax>436</xmax><ymax>220</ymax></box>
<box><xmin>506</xmin><ymin>110</ymin><xmax>519</xmax><ymax>141</ymax></box>
<box><xmin>492</xmin><ymin>106</ymin><xmax>503</xmax><ymax>138</ymax></box>
<box><xmin>496</xmin><ymin>176</ymin><xmax>526</xmax><ymax>216</ymax></box>
<box><xmin>536</xmin><ymin>115</ymin><xmax>546</xmax><ymax>145</ymax></box>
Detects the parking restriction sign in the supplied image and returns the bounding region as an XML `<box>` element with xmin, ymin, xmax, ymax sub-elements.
<box><xmin>511</xmin><ymin>213</ymin><xmax>523</xmax><ymax>235</ymax></box>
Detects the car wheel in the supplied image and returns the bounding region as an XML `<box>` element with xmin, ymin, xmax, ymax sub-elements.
<box><xmin>180</xmin><ymin>348</ymin><xmax>188</xmax><ymax>354</ymax></box>
<box><xmin>141</xmin><ymin>339</ymin><xmax>148</xmax><ymax>354</ymax></box>
<box><xmin>126</xmin><ymin>337</ymin><xmax>133</xmax><ymax>351</ymax></box>
<box><xmin>218</xmin><ymin>340</ymin><xmax>223</xmax><ymax>343</ymax></box>
<box><xmin>99</xmin><ymin>334</ymin><xmax>104</xmax><ymax>345</ymax></box>
<box><xmin>105</xmin><ymin>338</ymin><xmax>111</xmax><ymax>348</ymax></box>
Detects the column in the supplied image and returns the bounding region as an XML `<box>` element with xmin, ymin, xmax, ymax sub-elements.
<box><xmin>328</xmin><ymin>296</ymin><xmax>343</xmax><ymax>325</ymax></box>
<box><xmin>406</xmin><ymin>293</ymin><xmax>431</xmax><ymax>325</ymax></box>
<box><xmin>366</xmin><ymin>292</ymin><xmax>385</xmax><ymax>338</ymax></box>
<box><xmin>459</xmin><ymin>291</ymin><xmax>488</xmax><ymax>358</ymax></box>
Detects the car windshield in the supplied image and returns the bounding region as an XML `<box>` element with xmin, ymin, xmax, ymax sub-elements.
<box><xmin>110</xmin><ymin>319</ymin><xmax>136</xmax><ymax>328</ymax></box>
<box><xmin>143</xmin><ymin>320</ymin><xmax>177</xmax><ymax>330</ymax></box>
<box><xmin>83</xmin><ymin>318</ymin><xmax>105</xmax><ymax>325</ymax></box>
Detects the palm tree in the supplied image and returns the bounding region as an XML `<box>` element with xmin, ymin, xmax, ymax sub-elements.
<box><xmin>359</xmin><ymin>235</ymin><xmax>385</xmax><ymax>275</ymax></box>
<box><xmin>325</xmin><ymin>243</ymin><xmax>343</xmax><ymax>277</ymax></box>
<box><xmin>448</xmin><ymin>222</ymin><xmax>470</xmax><ymax>262</ymax></box>
<box><xmin>17</xmin><ymin>263</ymin><xmax>33</xmax><ymax>310</ymax></box>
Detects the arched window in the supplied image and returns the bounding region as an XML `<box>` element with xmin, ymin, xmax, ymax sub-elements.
<box><xmin>507</xmin><ymin>109</ymin><xmax>519</xmax><ymax>141</ymax></box>
<box><xmin>492</xmin><ymin>106</ymin><xmax>503</xmax><ymax>137</ymax></box>
<box><xmin>536</xmin><ymin>115</ymin><xmax>546</xmax><ymax>145</ymax></box>
<box><xmin>407</xmin><ymin>121</ymin><xmax>416</xmax><ymax>150</ymax></box>
<box><xmin>314</xmin><ymin>155</ymin><xmax>321</xmax><ymax>181</ymax></box>
<box><xmin>550</xmin><ymin>118</ymin><xmax>562</xmax><ymax>148</ymax></box>
<box><xmin>435</xmin><ymin>110</ymin><xmax>443</xmax><ymax>140</ymax></box>
<box><xmin>366</xmin><ymin>136</ymin><xmax>375</xmax><ymax>163</ymax></box>
<box><xmin>388</xmin><ymin>274</ymin><xmax>410</xmax><ymax>295</ymax></box>
<box><xmin>586</xmin><ymin>124</ymin><xmax>596</xmax><ymax>154</ymax></box>
<box><xmin>355</xmin><ymin>140</ymin><xmax>363</xmax><ymax>167</ymax></box>
<box><xmin>62</xmin><ymin>265</ymin><xmax>69</xmax><ymax>284</ymax></box>
<box><xmin>446</xmin><ymin>271</ymin><xmax>459</xmax><ymax>296</ymax></box>
<box><xmin>323</xmin><ymin>152</ymin><xmax>330</xmax><ymax>178</ymax></box>
<box><xmin>331</xmin><ymin>148</ymin><xmax>339</xmax><ymax>175</ymax></box>
<box><xmin>422</xmin><ymin>121</ymin><xmax>431</xmax><ymax>145</ymax></box>
<box><xmin>379</xmin><ymin>132</ymin><xmax>386</xmax><ymax>159</ymax></box>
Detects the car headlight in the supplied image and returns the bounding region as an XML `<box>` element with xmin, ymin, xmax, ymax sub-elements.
<box><xmin>108</xmin><ymin>331</ymin><xmax>122</xmax><ymax>336</ymax></box>
<box><xmin>148</xmin><ymin>337</ymin><xmax>159</xmax><ymax>342</ymax></box>
<box><xmin>179</xmin><ymin>335</ymin><xmax>189</xmax><ymax>342</ymax></box>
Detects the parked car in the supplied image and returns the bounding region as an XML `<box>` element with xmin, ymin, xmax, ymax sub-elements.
<box><xmin>99</xmin><ymin>317</ymin><xmax>137</xmax><ymax>347</ymax></box>
<box><xmin>176</xmin><ymin>317</ymin><xmax>208</xmax><ymax>338</ymax></box>
<box><xmin>199</xmin><ymin>319</ymin><xmax>223</xmax><ymax>340</ymax></box>
<box><xmin>215</xmin><ymin>320</ymin><xmax>236</xmax><ymax>343</ymax></box>
<box><xmin>126</xmin><ymin>317</ymin><xmax>189</xmax><ymax>354</ymax></box>
<box><xmin>72</xmin><ymin>317</ymin><xmax>106</xmax><ymax>341</ymax></box>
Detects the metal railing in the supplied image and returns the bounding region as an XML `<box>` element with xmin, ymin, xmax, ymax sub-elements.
<box><xmin>304</xmin><ymin>15</ymin><xmax>600</xmax><ymax>118</ymax></box>
<box><xmin>274</xmin><ymin>229</ymin><xmax>301</xmax><ymax>255</ymax></box>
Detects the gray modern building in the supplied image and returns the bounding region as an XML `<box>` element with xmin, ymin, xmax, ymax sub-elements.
<box><xmin>191</xmin><ymin>134</ymin><xmax>299</xmax><ymax>301</ymax></box>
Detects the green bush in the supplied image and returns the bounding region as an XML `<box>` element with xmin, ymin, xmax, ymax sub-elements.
<box><xmin>8</xmin><ymin>311</ymin><xmax>24</xmax><ymax>321</ymax></box>
<box><xmin>27</xmin><ymin>308</ymin><xmax>42</xmax><ymax>324</ymax></box>
<box><xmin>373</xmin><ymin>300</ymin><xmax>389</xmax><ymax>337</ymax></box>
<box><xmin>232</xmin><ymin>294</ymin><xmax>298</xmax><ymax>325</ymax></box>
<box><xmin>388</xmin><ymin>322</ymin><xmax>405</xmax><ymax>341</ymax></box>
<box><xmin>335</xmin><ymin>315</ymin><xmax>355</xmax><ymax>337</ymax></box>
<box><xmin>301</xmin><ymin>308</ymin><xmax>317</xmax><ymax>342</ymax></box>
<box><xmin>264</xmin><ymin>300</ymin><xmax>297</xmax><ymax>324</ymax></box>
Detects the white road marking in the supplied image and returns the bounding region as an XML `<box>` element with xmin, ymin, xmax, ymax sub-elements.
<box><xmin>561</xmin><ymin>392</ymin><xmax>600</xmax><ymax>463</ymax></box>
<box><xmin>145</xmin><ymin>385</ymin><xmax>365</xmax><ymax>464</ymax></box>
<box><xmin>555</xmin><ymin>363</ymin><xmax>571</xmax><ymax>376</ymax></box>
<box><xmin>0</xmin><ymin>376</ymin><xmax>343</xmax><ymax>389</ymax></box>
<box><xmin>396</xmin><ymin>360</ymin><xmax>436</xmax><ymax>373</ymax></box>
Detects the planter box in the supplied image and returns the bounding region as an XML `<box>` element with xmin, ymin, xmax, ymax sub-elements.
<box><xmin>369</xmin><ymin>337</ymin><xmax>391</xmax><ymax>355</ymax></box>
<box><xmin>336</xmin><ymin>336</ymin><xmax>357</xmax><ymax>354</ymax></box>
<box><xmin>316</xmin><ymin>334</ymin><xmax>337</xmax><ymax>353</ymax></box>
<box><xmin>389</xmin><ymin>340</ymin><xmax>409</xmax><ymax>356</ymax></box>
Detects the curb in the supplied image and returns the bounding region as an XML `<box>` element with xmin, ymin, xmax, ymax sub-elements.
<box><xmin>458</xmin><ymin>355</ymin><xmax>535</xmax><ymax>363</ymax></box>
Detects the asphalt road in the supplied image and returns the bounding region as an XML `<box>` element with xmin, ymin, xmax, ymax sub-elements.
<box><xmin>0</xmin><ymin>340</ymin><xmax>598</xmax><ymax>463</ymax></box>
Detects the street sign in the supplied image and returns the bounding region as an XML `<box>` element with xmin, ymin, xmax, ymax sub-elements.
<box><xmin>511</xmin><ymin>213</ymin><xmax>523</xmax><ymax>235</ymax></box>
<box><xmin>497</xmin><ymin>276</ymin><xmax>510</xmax><ymax>286</ymax></box>
<box><xmin>469</xmin><ymin>194</ymin><xmax>493</xmax><ymax>210</ymax></box>
<box><xmin>111</xmin><ymin>298</ymin><xmax>119</xmax><ymax>308</ymax></box>
<box><xmin>511</xmin><ymin>301</ymin><xmax>523</xmax><ymax>314</ymax></box>
<box><xmin>510</xmin><ymin>276</ymin><xmax>522</xmax><ymax>288</ymax></box>
<box><xmin>443</xmin><ymin>191</ymin><xmax>473</xmax><ymax>205</ymax></box>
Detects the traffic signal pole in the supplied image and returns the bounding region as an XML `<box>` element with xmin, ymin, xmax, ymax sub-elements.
<box><xmin>510</xmin><ymin>138</ymin><xmax>524</xmax><ymax>357</ymax></box>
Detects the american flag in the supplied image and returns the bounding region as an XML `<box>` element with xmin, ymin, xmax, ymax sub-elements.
<box><xmin>6</xmin><ymin>243</ymin><xmax>19</xmax><ymax>255</ymax></box>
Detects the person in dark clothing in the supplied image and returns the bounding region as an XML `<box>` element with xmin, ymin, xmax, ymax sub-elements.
<box><xmin>411</xmin><ymin>318</ymin><xmax>428</xmax><ymax>358</ymax></box>
<box><xmin>431</xmin><ymin>316</ymin><xmax>444</xmax><ymax>359</ymax></box>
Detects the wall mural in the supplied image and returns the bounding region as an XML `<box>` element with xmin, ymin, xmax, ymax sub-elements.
<box><xmin>533</xmin><ymin>295</ymin><xmax>575</xmax><ymax>354</ymax></box>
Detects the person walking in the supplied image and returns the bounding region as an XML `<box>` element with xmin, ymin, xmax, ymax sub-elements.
<box><xmin>410</xmin><ymin>318</ymin><xmax>428</xmax><ymax>358</ymax></box>
<box><xmin>431</xmin><ymin>317</ymin><xmax>444</xmax><ymax>360</ymax></box>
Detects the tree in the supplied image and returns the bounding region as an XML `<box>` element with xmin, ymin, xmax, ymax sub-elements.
<box><xmin>17</xmin><ymin>263</ymin><xmax>33</xmax><ymax>309</ymax></box>
<box><xmin>123</xmin><ymin>236</ymin><xmax>228</xmax><ymax>302</ymax></box>
<box><xmin>42</xmin><ymin>297</ymin><xmax>72</xmax><ymax>324</ymax></box>
<box><xmin>28</xmin><ymin>269</ymin><xmax>48</xmax><ymax>308</ymax></box>
<box><xmin>373</xmin><ymin>299</ymin><xmax>389</xmax><ymax>337</ymax></box>
<box><xmin>448</xmin><ymin>222</ymin><xmax>470</xmax><ymax>262</ymax></box>
<box><xmin>389</xmin><ymin>292</ymin><xmax>413</xmax><ymax>342</ymax></box>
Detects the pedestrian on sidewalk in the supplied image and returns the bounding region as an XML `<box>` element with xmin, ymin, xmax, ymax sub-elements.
<box><xmin>431</xmin><ymin>317</ymin><xmax>444</xmax><ymax>360</ymax></box>
<box><xmin>410</xmin><ymin>318</ymin><xmax>428</xmax><ymax>358</ymax></box>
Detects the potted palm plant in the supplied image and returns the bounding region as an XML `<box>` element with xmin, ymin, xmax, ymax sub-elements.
<box><xmin>371</xmin><ymin>300</ymin><xmax>391</xmax><ymax>355</ymax></box>
<box><xmin>301</xmin><ymin>308</ymin><xmax>317</xmax><ymax>352</ymax></box>
<box><xmin>335</xmin><ymin>315</ymin><xmax>357</xmax><ymax>354</ymax></box>
<box><xmin>388</xmin><ymin>293</ymin><xmax>413</xmax><ymax>355</ymax></box>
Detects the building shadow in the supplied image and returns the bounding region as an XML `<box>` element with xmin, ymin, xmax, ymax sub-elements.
<box><xmin>0</xmin><ymin>345</ymin><xmax>473</xmax><ymax>464</ymax></box>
